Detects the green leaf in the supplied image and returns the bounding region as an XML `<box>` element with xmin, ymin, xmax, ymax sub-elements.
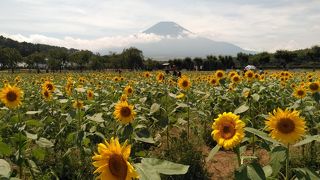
<box><xmin>206</xmin><ymin>144</ymin><xmax>221</xmax><ymax>162</ymax></box>
<box><xmin>36</xmin><ymin>138</ymin><xmax>54</xmax><ymax>148</ymax></box>
<box><xmin>150</xmin><ymin>103</ymin><xmax>160</xmax><ymax>114</ymax></box>
<box><xmin>32</xmin><ymin>148</ymin><xmax>46</xmax><ymax>161</ymax></box>
<box><xmin>294</xmin><ymin>135</ymin><xmax>320</xmax><ymax>147</ymax></box>
<box><xmin>25</xmin><ymin>131</ymin><xmax>38</xmax><ymax>140</ymax></box>
<box><xmin>134</xmin><ymin>137</ymin><xmax>155</xmax><ymax>144</ymax></box>
<box><xmin>0</xmin><ymin>142</ymin><xmax>12</xmax><ymax>156</ymax></box>
<box><xmin>59</xmin><ymin>99</ymin><xmax>68</xmax><ymax>103</ymax></box>
<box><xmin>25</xmin><ymin>110</ymin><xmax>42</xmax><ymax>115</ymax></box>
<box><xmin>244</xmin><ymin>127</ymin><xmax>280</xmax><ymax>145</ymax></box>
<box><xmin>262</xmin><ymin>165</ymin><xmax>273</xmax><ymax>177</ymax></box>
<box><xmin>26</xmin><ymin>119</ymin><xmax>43</xmax><ymax>127</ymax></box>
<box><xmin>269</xmin><ymin>146</ymin><xmax>286</xmax><ymax>177</ymax></box>
<box><xmin>252</xmin><ymin>94</ymin><xmax>260</xmax><ymax>102</ymax></box>
<box><xmin>87</xmin><ymin>113</ymin><xmax>104</xmax><ymax>123</ymax></box>
<box><xmin>235</xmin><ymin>161</ymin><xmax>266</xmax><ymax>180</ymax></box>
<box><xmin>141</xmin><ymin>158</ymin><xmax>189</xmax><ymax>175</ymax></box>
<box><xmin>0</xmin><ymin>159</ymin><xmax>11</xmax><ymax>178</ymax></box>
<box><xmin>135</xmin><ymin>163</ymin><xmax>161</xmax><ymax>180</ymax></box>
<box><xmin>234</xmin><ymin>104</ymin><xmax>249</xmax><ymax>114</ymax></box>
<box><xmin>293</xmin><ymin>168</ymin><xmax>320</xmax><ymax>180</ymax></box>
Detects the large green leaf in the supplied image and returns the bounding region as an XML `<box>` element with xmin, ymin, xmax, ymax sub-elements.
<box><xmin>244</xmin><ymin>127</ymin><xmax>280</xmax><ymax>145</ymax></box>
<box><xmin>135</xmin><ymin>163</ymin><xmax>161</xmax><ymax>180</ymax></box>
<box><xmin>294</xmin><ymin>135</ymin><xmax>320</xmax><ymax>147</ymax></box>
<box><xmin>235</xmin><ymin>161</ymin><xmax>266</xmax><ymax>180</ymax></box>
<box><xmin>0</xmin><ymin>159</ymin><xmax>11</xmax><ymax>178</ymax></box>
<box><xmin>0</xmin><ymin>142</ymin><xmax>12</xmax><ymax>156</ymax></box>
<box><xmin>206</xmin><ymin>144</ymin><xmax>221</xmax><ymax>162</ymax></box>
<box><xmin>36</xmin><ymin>138</ymin><xmax>54</xmax><ymax>148</ymax></box>
<box><xmin>269</xmin><ymin>146</ymin><xmax>286</xmax><ymax>177</ymax></box>
<box><xmin>141</xmin><ymin>158</ymin><xmax>189</xmax><ymax>175</ymax></box>
<box><xmin>293</xmin><ymin>168</ymin><xmax>320</xmax><ymax>180</ymax></box>
<box><xmin>150</xmin><ymin>103</ymin><xmax>161</xmax><ymax>114</ymax></box>
<box><xmin>234</xmin><ymin>104</ymin><xmax>249</xmax><ymax>114</ymax></box>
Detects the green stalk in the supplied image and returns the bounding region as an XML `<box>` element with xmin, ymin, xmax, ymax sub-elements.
<box><xmin>165</xmin><ymin>90</ymin><xmax>170</xmax><ymax>150</ymax></box>
<box><xmin>17</xmin><ymin>109</ymin><xmax>23</xmax><ymax>179</ymax></box>
<box><xmin>236</xmin><ymin>146</ymin><xmax>241</xmax><ymax>167</ymax></box>
<box><xmin>285</xmin><ymin>144</ymin><xmax>290</xmax><ymax>180</ymax></box>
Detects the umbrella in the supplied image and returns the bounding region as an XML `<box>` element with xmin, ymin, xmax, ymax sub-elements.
<box><xmin>244</xmin><ymin>65</ymin><xmax>256</xmax><ymax>71</ymax></box>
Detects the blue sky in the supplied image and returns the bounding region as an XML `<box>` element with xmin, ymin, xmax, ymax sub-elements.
<box><xmin>0</xmin><ymin>0</ymin><xmax>319</xmax><ymax>52</ymax></box>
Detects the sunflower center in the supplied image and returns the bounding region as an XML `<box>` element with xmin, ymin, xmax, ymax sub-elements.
<box><xmin>297</xmin><ymin>90</ymin><xmax>305</xmax><ymax>96</ymax></box>
<box><xmin>182</xmin><ymin>80</ymin><xmax>189</xmax><ymax>87</ymax></box>
<box><xmin>109</xmin><ymin>154</ymin><xmax>128</xmax><ymax>180</ymax></box>
<box><xmin>277</xmin><ymin>118</ymin><xmax>295</xmax><ymax>134</ymax></box>
<box><xmin>220</xmin><ymin>123</ymin><xmax>236</xmax><ymax>139</ymax></box>
<box><xmin>46</xmin><ymin>84</ymin><xmax>53</xmax><ymax>91</ymax></box>
<box><xmin>120</xmin><ymin>107</ymin><xmax>131</xmax><ymax>117</ymax></box>
<box><xmin>6</xmin><ymin>91</ymin><xmax>18</xmax><ymax>102</ymax></box>
<box><xmin>127</xmin><ymin>88</ymin><xmax>132</xmax><ymax>93</ymax></box>
<box><xmin>248</xmin><ymin>73</ymin><xmax>253</xmax><ymax>78</ymax></box>
<box><xmin>309</xmin><ymin>83</ymin><xmax>319</xmax><ymax>91</ymax></box>
<box><xmin>233</xmin><ymin>77</ymin><xmax>239</xmax><ymax>82</ymax></box>
<box><xmin>44</xmin><ymin>91</ymin><xmax>49</xmax><ymax>97</ymax></box>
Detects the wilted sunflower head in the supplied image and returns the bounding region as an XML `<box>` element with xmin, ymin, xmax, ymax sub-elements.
<box><xmin>0</xmin><ymin>85</ymin><xmax>23</xmax><ymax>109</ymax></box>
<box><xmin>265</xmin><ymin>108</ymin><xmax>306</xmax><ymax>145</ymax></box>
<box><xmin>211</xmin><ymin>112</ymin><xmax>245</xmax><ymax>150</ymax></box>
<box><xmin>113</xmin><ymin>101</ymin><xmax>136</xmax><ymax>124</ymax></box>
<box><xmin>92</xmin><ymin>137</ymin><xmax>138</xmax><ymax>180</ymax></box>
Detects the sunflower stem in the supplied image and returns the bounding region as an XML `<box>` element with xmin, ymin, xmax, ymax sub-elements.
<box><xmin>285</xmin><ymin>144</ymin><xmax>290</xmax><ymax>180</ymax></box>
<box><xmin>236</xmin><ymin>146</ymin><xmax>241</xmax><ymax>167</ymax></box>
<box><xmin>17</xmin><ymin>109</ymin><xmax>23</xmax><ymax>179</ymax></box>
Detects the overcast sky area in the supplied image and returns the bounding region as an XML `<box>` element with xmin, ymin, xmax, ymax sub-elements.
<box><xmin>0</xmin><ymin>0</ymin><xmax>319</xmax><ymax>53</ymax></box>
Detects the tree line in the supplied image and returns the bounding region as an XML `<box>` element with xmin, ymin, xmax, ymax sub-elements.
<box><xmin>0</xmin><ymin>35</ymin><xmax>320</xmax><ymax>72</ymax></box>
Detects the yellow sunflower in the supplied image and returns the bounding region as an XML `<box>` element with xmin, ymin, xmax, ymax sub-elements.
<box><xmin>92</xmin><ymin>137</ymin><xmax>138</xmax><ymax>180</ymax></box>
<box><xmin>156</xmin><ymin>72</ymin><xmax>164</xmax><ymax>82</ymax></box>
<box><xmin>113</xmin><ymin>101</ymin><xmax>136</xmax><ymax>124</ymax></box>
<box><xmin>244</xmin><ymin>70</ymin><xmax>255</xmax><ymax>80</ymax></box>
<box><xmin>308</xmin><ymin>82</ymin><xmax>320</xmax><ymax>93</ymax></box>
<box><xmin>41</xmin><ymin>88</ymin><xmax>52</xmax><ymax>101</ymax></box>
<box><xmin>87</xmin><ymin>89</ymin><xmax>94</xmax><ymax>100</ymax></box>
<box><xmin>209</xmin><ymin>77</ymin><xmax>219</xmax><ymax>86</ymax></box>
<box><xmin>231</xmin><ymin>75</ymin><xmax>241</xmax><ymax>84</ymax></box>
<box><xmin>211</xmin><ymin>112</ymin><xmax>245</xmax><ymax>150</ymax></box>
<box><xmin>0</xmin><ymin>85</ymin><xmax>23</xmax><ymax>109</ymax></box>
<box><xmin>42</xmin><ymin>81</ymin><xmax>55</xmax><ymax>92</ymax></box>
<box><xmin>73</xmin><ymin>100</ymin><xmax>84</xmax><ymax>109</ymax></box>
<box><xmin>120</xmin><ymin>94</ymin><xmax>128</xmax><ymax>102</ymax></box>
<box><xmin>215</xmin><ymin>70</ymin><xmax>225</xmax><ymax>79</ymax></box>
<box><xmin>265</xmin><ymin>108</ymin><xmax>306</xmax><ymax>145</ymax></box>
<box><xmin>143</xmin><ymin>72</ymin><xmax>151</xmax><ymax>78</ymax></box>
<box><xmin>293</xmin><ymin>87</ymin><xmax>306</xmax><ymax>99</ymax></box>
<box><xmin>177</xmin><ymin>76</ymin><xmax>191</xmax><ymax>90</ymax></box>
<box><xmin>124</xmin><ymin>85</ymin><xmax>133</xmax><ymax>96</ymax></box>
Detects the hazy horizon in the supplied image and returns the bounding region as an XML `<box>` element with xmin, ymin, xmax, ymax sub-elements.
<box><xmin>1</xmin><ymin>0</ymin><xmax>319</xmax><ymax>53</ymax></box>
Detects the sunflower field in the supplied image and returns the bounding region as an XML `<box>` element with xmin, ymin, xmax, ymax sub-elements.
<box><xmin>0</xmin><ymin>70</ymin><xmax>320</xmax><ymax>180</ymax></box>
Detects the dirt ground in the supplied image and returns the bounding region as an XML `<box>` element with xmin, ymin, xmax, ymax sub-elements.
<box><xmin>202</xmin><ymin>146</ymin><xmax>270</xmax><ymax>180</ymax></box>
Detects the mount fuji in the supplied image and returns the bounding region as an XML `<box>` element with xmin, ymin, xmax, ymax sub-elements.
<box><xmin>106</xmin><ymin>21</ymin><xmax>255</xmax><ymax>60</ymax></box>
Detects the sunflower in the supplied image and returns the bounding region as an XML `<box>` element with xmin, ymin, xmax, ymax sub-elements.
<box><xmin>113</xmin><ymin>101</ymin><xmax>136</xmax><ymax>124</ymax></box>
<box><xmin>143</xmin><ymin>72</ymin><xmax>151</xmax><ymax>78</ymax></box>
<box><xmin>73</xmin><ymin>100</ymin><xmax>84</xmax><ymax>109</ymax></box>
<box><xmin>92</xmin><ymin>137</ymin><xmax>138</xmax><ymax>180</ymax></box>
<box><xmin>177</xmin><ymin>76</ymin><xmax>191</xmax><ymax>90</ymax></box>
<box><xmin>308</xmin><ymin>82</ymin><xmax>320</xmax><ymax>93</ymax></box>
<box><xmin>244</xmin><ymin>70</ymin><xmax>255</xmax><ymax>80</ymax></box>
<box><xmin>209</xmin><ymin>77</ymin><xmax>219</xmax><ymax>86</ymax></box>
<box><xmin>87</xmin><ymin>89</ymin><xmax>94</xmax><ymax>100</ymax></box>
<box><xmin>124</xmin><ymin>85</ymin><xmax>133</xmax><ymax>96</ymax></box>
<box><xmin>113</xmin><ymin>77</ymin><xmax>120</xmax><ymax>82</ymax></box>
<box><xmin>41</xmin><ymin>88</ymin><xmax>52</xmax><ymax>101</ymax></box>
<box><xmin>215</xmin><ymin>70</ymin><xmax>225</xmax><ymax>79</ymax></box>
<box><xmin>120</xmin><ymin>94</ymin><xmax>128</xmax><ymax>102</ymax></box>
<box><xmin>211</xmin><ymin>112</ymin><xmax>245</xmax><ymax>150</ymax></box>
<box><xmin>156</xmin><ymin>72</ymin><xmax>164</xmax><ymax>82</ymax></box>
<box><xmin>231</xmin><ymin>75</ymin><xmax>241</xmax><ymax>84</ymax></box>
<box><xmin>293</xmin><ymin>87</ymin><xmax>306</xmax><ymax>99</ymax></box>
<box><xmin>265</xmin><ymin>108</ymin><xmax>306</xmax><ymax>145</ymax></box>
<box><xmin>176</xmin><ymin>93</ymin><xmax>185</xmax><ymax>99</ymax></box>
<box><xmin>0</xmin><ymin>85</ymin><xmax>23</xmax><ymax>109</ymax></box>
<box><xmin>43</xmin><ymin>81</ymin><xmax>55</xmax><ymax>92</ymax></box>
